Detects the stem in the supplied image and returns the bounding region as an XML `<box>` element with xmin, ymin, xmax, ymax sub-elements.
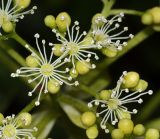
<box><xmin>109</xmin><ymin>9</ymin><xmax>144</xmax><ymax>16</ymax></box>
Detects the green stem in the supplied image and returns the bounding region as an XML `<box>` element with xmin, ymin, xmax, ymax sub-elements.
<box><xmin>109</xmin><ymin>9</ymin><xmax>144</xmax><ymax>16</ymax></box>
<box><xmin>136</xmin><ymin>89</ymin><xmax>160</xmax><ymax>122</ymax></box>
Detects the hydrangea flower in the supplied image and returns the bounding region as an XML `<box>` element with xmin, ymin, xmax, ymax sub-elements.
<box><xmin>0</xmin><ymin>0</ymin><xmax>37</xmax><ymax>35</ymax></box>
<box><xmin>0</xmin><ymin>114</ymin><xmax>37</xmax><ymax>139</ymax></box>
<box><xmin>11</xmin><ymin>34</ymin><xmax>79</xmax><ymax>106</ymax></box>
<box><xmin>92</xmin><ymin>13</ymin><xmax>134</xmax><ymax>50</ymax></box>
<box><xmin>52</xmin><ymin>21</ymin><xmax>99</xmax><ymax>71</ymax></box>
<box><xmin>88</xmin><ymin>71</ymin><xmax>153</xmax><ymax>133</ymax></box>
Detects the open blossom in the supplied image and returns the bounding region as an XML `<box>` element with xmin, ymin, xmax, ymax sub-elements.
<box><xmin>0</xmin><ymin>0</ymin><xmax>37</xmax><ymax>34</ymax></box>
<box><xmin>11</xmin><ymin>34</ymin><xmax>78</xmax><ymax>106</ymax></box>
<box><xmin>0</xmin><ymin>114</ymin><xmax>37</xmax><ymax>139</ymax></box>
<box><xmin>92</xmin><ymin>13</ymin><xmax>134</xmax><ymax>50</ymax></box>
<box><xmin>52</xmin><ymin>21</ymin><xmax>99</xmax><ymax>71</ymax></box>
<box><xmin>88</xmin><ymin>71</ymin><xmax>153</xmax><ymax>133</ymax></box>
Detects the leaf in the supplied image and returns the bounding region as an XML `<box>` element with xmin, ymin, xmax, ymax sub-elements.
<box><xmin>59</xmin><ymin>102</ymin><xmax>86</xmax><ymax>129</ymax></box>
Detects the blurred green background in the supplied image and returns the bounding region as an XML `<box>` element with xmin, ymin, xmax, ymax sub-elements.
<box><xmin>0</xmin><ymin>0</ymin><xmax>160</xmax><ymax>138</ymax></box>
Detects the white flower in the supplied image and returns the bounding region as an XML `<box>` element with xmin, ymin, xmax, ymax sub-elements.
<box><xmin>0</xmin><ymin>0</ymin><xmax>37</xmax><ymax>34</ymax></box>
<box><xmin>88</xmin><ymin>71</ymin><xmax>153</xmax><ymax>133</ymax></box>
<box><xmin>92</xmin><ymin>13</ymin><xmax>134</xmax><ymax>50</ymax></box>
<box><xmin>0</xmin><ymin>114</ymin><xmax>37</xmax><ymax>139</ymax></box>
<box><xmin>52</xmin><ymin>21</ymin><xmax>99</xmax><ymax>71</ymax></box>
<box><xmin>11</xmin><ymin>33</ymin><xmax>79</xmax><ymax>106</ymax></box>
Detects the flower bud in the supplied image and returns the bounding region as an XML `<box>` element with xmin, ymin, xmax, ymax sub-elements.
<box><xmin>81</xmin><ymin>111</ymin><xmax>96</xmax><ymax>127</ymax></box>
<box><xmin>56</xmin><ymin>12</ymin><xmax>71</xmax><ymax>32</ymax></box>
<box><xmin>102</xmin><ymin>46</ymin><xmax>118</xmax><ymax>58</ymax></box>
<box><xmin>149</xmin><ymin>7</ymin><xmax>160</xmax><ymax>24</ymax></box>
<box><xmin>131</xmin><ymin>79</ymin><xmax>148</xmax><ymax>92</ymax></box>
<box><xmin>141</xmin><ymin>13</ymin><xmax>153</xmax><ymax>25</ymax></box>
<box><xmin>133</xmin><ymin>124</ymin><xmax>145</xmax><ymax>136</ymax></box>
<box><xmin>123</xmin><ymin>71</ymin><xmax>140</xmax><ymax>88</ymax></box>
<box><xmin>2</xmin><ymin>21</ymin><xmax>14</xmax><ymax>33</ymax></box>
<box><xmin>86</xmin><ymin>125</ymin><xmax>99</xmax><ymax>139</ymax></box>
<box><xmin>70</xmin><ymin>68</ymin><xmax>78</xmax><ymax>78</ymax></box>
<box><xmin>145</xmin><ymin>128</ymin><xmax>160</xmax><ymax>139</ymax></box>
<box><xmin>111</xmin><ymin>129</ymin><xmax>124</xmax><ymax>139</ymax></box>
<box><xmin>44</xmin><ymin>15</ymin><xmax>56</xmax><ymax>29</ymax></box>
<box><xmin>76</xmin><ymin>61</ymin><xmax>90</xmax><ymax>75</ymax></box>
<box><xmin>99</xmin><ymin>90</ymin><xmax>112</xmax><ymax>100</ymax></box>
<box><xmin>17</xmin><ymin>112</ymin><xmax>32</xmax><ymax>127</ymax></box>
<box><xmin>0</xmin><ymin>113</ymin><xmax>4</xmax><ymax>125</ymax></box>
<box><xmin>15</xmin><ymin>0</ymin><xmax>31</xmax><ymax>9</ymax></box>
<box><xmin>47</xmin><ymin>79</ymin><xmax>60</xmax><ymax>94</ymax></box>
<box><xmin>118</xmin><ymin>119</ymin><xmax>134</xmax><ymax>135</ymax></box>
<box><xmin>81</xmin><ymin>37</ymin><xmax>94</xmax><ymax>45</ymax></box>
<box><xmin>52</xmin><ymin>44</ymin><xmax>64</xmax><ymax>56</ymax></box>
<box><xmin>92</xmin><ymin>13</ymin><xmax>105</xmax><ymax>27</ymax></box>
<box><xmin>118</xmin><ymin>110</ymin><xmax>131</xmax><ymax>120</ymax></box>
<box><xmin>26</xmin><ymin>55</ymin><xmax>39</xmax><ymax>67</ymax></box>
<box><xmin>153</xmin><ymin>25</ymin><xmax>160</xmax><ymax>32</ymax></box>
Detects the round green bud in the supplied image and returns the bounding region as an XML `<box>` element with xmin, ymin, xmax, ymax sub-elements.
<box><xmin>92</xmin><ymin>13</ymin><xmax>105</xmax><ymax>27</ymax></box>
<box><xmin>153</xmin><ymin>25</ymin><xmax>160</xmax><ymax>32</ymax></box>
<box><xmin>145</xmin><ymin>128</ymin><xmax>160</xmax><ymax>139</ymax></box>
<box><xmin>56</xmin><ymin>12</ymin><xmax>71</xmax><ymax>32</ymax></box>
<box><xmin>102</xmin><ymin>46</ymin><xmax>118</xmax><ymax>58</ymax></box>
<box><xmin>70</xmin><ymin>68</ymin><xmax>78</xmax><ymax>78</ymax></box>
<box><xmin>52</xmin><ymin>44</ymin><xmax>64</xmax><ymax>56</ymax></box>
<box><xmin>86</xmin><ymin>125</ymin><xmax>99</xmax><ymax>139</ymax></box>
<box><xmin>131</xmin><ymin>79</ymin><xmax>148</xmax><ymax>92</ymax></box>
<box><xmin>76</xmin><ymin>61</ymin><xmax>90</xmax><ymax>75</ymax></box>
<box><xmin>99</xmin><ymin>90</ymin><xmax>112</xmax><ymax>100</ymax></box>
<box><xmin>15</xmin><ymin>0</ymin><xmax>31</xmax><ymax>9</ymax></box>
<box><xmin>26</xmin><ymin>55</ymin><xmax>39</xmax><ymax>67</ymax></box>
<box><xmin>149</xmin><ymin>7</ymin><xmax>160</xmax><ymax>24</ymax></box>
<box><xmin>118</xmin><ymin>119</ymin><xmax>134</xmax><ymax>135</ymax></box>
<box><xmin>123</xmin><ymin>71</ymin><xmax>140</xmax><ymax>88</ymax></box>
<box><xmin>47</xmin><ymin>79</ymin><xmax>60</xmax><ymax>94</ymax></box>
<box><xmin>2</xmin><ymin>21</ymin><xmax>14</xmax><ymax>33</ymax></box>
<box><xmin>81</xmin><ymin>37</ymin><xmax>94</xmax><ymax>45</ymax></box>
<box><xmin>81</xmin><ymin>112</ymin><xmax>96</xmax><ymax>127</ymax></box>
<box><xmin>44</xmin><ymin>15</ymin><xmax>56</xmax><ymax>29</ymax></box>
<box><xmin>17</xmin><ymin>112</ymin><xmax>32</xmax><ymax>127</ymax></box>
<box><xmin>118</xmin><ymin>110</ymin><xmax>131</xmax><ymax>120</ymax></box>
<box><xmin>133</xmin><ymin>124</ymin><xmax>145</xmax><ymax>136</ymax></box>
<box><xmin>111</xmin><ymin>129</ymin><xmax>124</xmax><ymax>139</ymax></box>
<box><xmin>0</xmin><ymin>113</ymin><xmax>4</xmax><ymax>125</ymax></box>
<box><xmin>141</xmin><ymin>13</ymin><xmax>153</xmax><ymax>25</ymax></box>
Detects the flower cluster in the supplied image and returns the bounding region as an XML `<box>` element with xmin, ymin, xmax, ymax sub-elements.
<box><xmin>88</xmin><ymin>71</ymin><xmax>153</xmax><ymax>133</ymax></box>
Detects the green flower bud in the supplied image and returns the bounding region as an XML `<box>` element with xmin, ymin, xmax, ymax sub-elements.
<box><xmin>17</xmin><ymin>112</ymin><xmax>32</xmax><ymax>127</ymax></box>
<box><xmin>81</xmin><ymin>37</ymin><xmax>94</xmax><ymax>45</ymax></box>
<box><xmin>118</xmin><ymin>119</ymin><xmax>134</xmax><ymax>135</ymax></box>
<box><xmin>131</xmin><ymin>79</ymin><xmax>148</xmax><ymax>92</ymax></box>
<box><xmin>153</xmin><ymin>25</ymin><xmax>160</xmax><ymax>32</ymax></box>
<box><xmin>86</xmin><ymin>125</ymin><xmax>99</xmax><ymax>139</ymax></box>
<box><xmin>145</xmin><ymin>128</ymin><xmax>160</xmax><ymax>139</ymax></box>
<box><xmin>102</xmin><ymin>46</ymin><xmax>118</xmax><ymax>58</ymax></box>
<box><xmin>118</xmin><ymin>110</ymin><xmax>131</xmax><ymax>120</ymax></box>
<box><xmin>76</xmin><ymin>61</ymin><xmax>90</xmax><ymax>75</ymax></box>
<box><xmin>123</xmin><ymin>71</ymin><xmax>140</xmax><ymax>88</ymax></box>
<box><xmin>44</xmin><ymin>15</ymin><xmax>56</xmax><ymax>29</ymax></box>
<box><xmin>52</xmin><ymin>44</ymin><xmax>64</xmax><ymax>56</ymax></box>
<box><xmin>15</xmin><ymin>0</ymin><xmax>31</xmax><ymax>9</ymax></box>
<box><xmin>81</xmin><ymin>112</ymin><xmax>96</xmax><ymax>127</ymax></box>
<box><xmin>141</xmin><ymin>13</ymin><xmax>153</xmax><ymax>25</ymax></box>
<box><xmin>26</xmin><ymin>55</ymin><xmax>39</xmax><ymax>67</ymax></box>
<box><xmin>56</xmin><ymin>12</ymin><xmax>71</xmax><ymax>32</ymax></box>
<box><xmin>0</xmin><ymin>113</ymin><xmax>4</xmax><ymax>125</ymax></box>
<box><xmin>99</xmin><ymin>90</ymin><xmax>112</xmax><ymax>100</ymax></box>
<box><xmin>133</xmin><ymin>124</ymin><xmax>145</xmax><ymax>136</ymax></box>
<box><xmin>92</xmin><ymin>13</ymin><xmax>105</xmax><ymax>27</ymax></box>
<box><xmin>111</xmin><ymin>129</ymin><xmax>124</xmax><ymax>139</ymax></box>
<box><xmin>149</xmin><ymin>7</ymin><xmax>160</xmax><ymax>24</ymax></box>
<box><xmin>70</xmin><ymin>68</ymin><xmax>78</xmax><ymax>78</ymax></box>
<box><xmin>47</xmin><ymin>79</ymin><xmax>60</xmax><ymax>94</ymax></box>
<box><xmin>2</xmin><ymin>21</ymin><xmax>14</xmax><ymax>33</ymax></box>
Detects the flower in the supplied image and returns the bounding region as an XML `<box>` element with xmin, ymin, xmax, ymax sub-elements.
<box><xmin>0</xmin><ymin>0</ymin><xmax>37</xmax><ymax>35</ymax></box>
<box><xmin>11</xmin><ymin>33</ymin><xmax>79</xmax><ymax>106</ymax></box>
<box><xmin>92</xmin><ymin>13</ymin><xmax>134</xmax><ymax>50</ymax></box>
<box><xmin>0</xmin><ymin>114</ymin><xmax>37</xmax><ymax>139</ymax></box>
<box><xmin>88</xmin><ymin>71</ymin><xmax>153</xmax><ymax>133</ymax></box>
<box><xmin>52</xmin><ymin>21</ymin><xmax>99</xmax><ymax>71</ymax></box>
